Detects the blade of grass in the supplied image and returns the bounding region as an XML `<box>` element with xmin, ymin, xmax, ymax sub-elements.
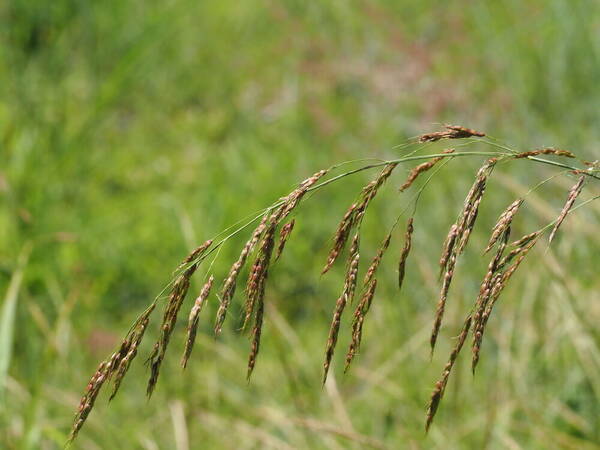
<box><xmin>0</xmin><ymin>242</ymin><xmax>33</xmax><ymax>401</ymax></box>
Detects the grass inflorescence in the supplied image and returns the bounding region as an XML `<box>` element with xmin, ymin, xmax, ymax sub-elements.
<box><xmin>68</xmin><ymin>125</ymin><xmax>600</xmax><ymax>443</ymax></box>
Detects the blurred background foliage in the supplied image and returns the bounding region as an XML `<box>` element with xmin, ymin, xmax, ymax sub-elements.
<box><xmin>1</xmin><ymin>0</ymin><xmax>599</xmax><ymax>448</ymax></box>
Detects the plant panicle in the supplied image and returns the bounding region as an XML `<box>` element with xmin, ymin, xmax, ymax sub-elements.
<box><xmin>70</xmin><ymin>127</ymin><xmax>597</xmax><ymax>443</ymax></box>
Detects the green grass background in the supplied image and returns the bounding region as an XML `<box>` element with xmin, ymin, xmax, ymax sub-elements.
<box><xmin>1</xmin><ymin>1</ymin><xmax>599</xmax><ymax>448</ymax></box>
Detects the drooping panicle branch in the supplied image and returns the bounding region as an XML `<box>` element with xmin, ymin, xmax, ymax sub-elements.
<box><xmin>426</xmin><ymin>316</ymin><xmax>472</xmax><ymax>432</ymax></box>
<box><xmin>344</xmin><ymin>279</ymin><xmax>378</xmax><ymax>372</ymax></box>
<box><xmin>323</xmin><ymin>233</ymin><xmax>360</xmax><ymax>384</ymax></box>
<box><xmin>363</xmin><ymin>233</ymin><xmax>392</xmax><ymax>287</ymax></box>
<box><xmin>146</xmin><ymin>239</ymin><xmax>213</xmax><ymax>397</ymax></box>
<box><xmin>69</xmin><ymin>361</ymin><xmax>109</xmax><ymax>442</ymax></box>
<box><xmin>548</xmin><ymin>176</ymin><xmax>585</xmax><ymax>244</ymax></box>
<box><xmin>471</xmin><ymin>228</ymin><xmax>512</xmax><ymax>371</ymax></box>
<box><xmin>182</xmin><ymin>276</ymin><xmax>214</xmax><ymax>369</ymax></box>
<box><xmin>399</xmin><ymin>149</ymin><xmax>455</xmax><ymax>192</ymax></box>
<box><xmin>147</xmin><ymin>269</ymin><xmax>196</xmax><ymax>396</ymax></box>
<box><xmin>397</xmin><ymin>217</ymin><xmax>414</xmax><ymax>290</ymax></box>
<box><xmin>472</xmin><ymin>233</ymin><xmax>539</xmax><ymax>371</ymax></box>
<box><xmin>243</xmin><ymin>223</ymin><xmax>276</xmax><ymax>332</ymax></box>
<box><xmin>275</xmin><ymin>219</ymin><xmax>295</xmax><ymax>261</ymax></box>
<box><xmin>216</xmin><ymin>169</ymin><xmax>328</xmax><ymax>335</ymax></box>
<box><xmin>109</xmin><ymin>305</ymin><xmax>155</xmax><ymax>400</ymax></box>
<box><xmin>214</xmin><ymin>215</ymin><xmax>269</xmax><ymax>337</ymax></box>
<box><xmin>484</xmin><ymin>199</ymin><xmax>523</xmax><ymax>254</ymax></box>
<box><xmin>322</xmin><ymin>163</ymin><xmax>398</xmax><ymax>275</ymax></box>
<box><xmin>431</xmin><ymin>159</ymin><xmax>496</xmax><ymax>354</ymax></box>
<box><xmin>247</xmin><ymin>275</ymin><xmax>266</xmax><ymax>380</ymax></box>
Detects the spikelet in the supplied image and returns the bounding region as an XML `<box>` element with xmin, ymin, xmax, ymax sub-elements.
<box><xmin>214</xmin><ymin>216</ymin><xmax>268</xmax><ymax>336</ymax></box>
<box><xmin>471</xmin><ymin>228</ymin><xmax>511</xmax><ymax>371</ymax></box>
<box><xmin>398</xmin><ymin>217</ymin><xmax>414</xmax><ymax>290</ymax></box>
<box><xmin>279</xmin><ymin>169</ymin><xmax>328</xmax><ymax>219</ymax></box>
<box><xmin>509</xmin><ymin>231</ymin><xmax>540</xmax><ymax>248</ymax></box>
<box><xmin>471</xmin><ymin>234</ymin><xmax>539</xmax><ymax>372</ymax></box>
<box><xmin>69</xmin><ymin>361</ymin><xmax>109</xmax><ymax>442</ymax></box>
<box><xmin>321</xmin><ymin>203</ymin><xmax>358</xmax><ymax>275</ymax></box>
<box><xmin>344</xmin><ymin>279</ymin><xmax>378</xmax><ymax>372</ymax></box>
<box><xmin>439</xmin><ymin>224</ymin><xmax>458</xmax><ymax>278</ymax></box>
<box><xmin>275</xmin><ymin>219</ymin><xmax>295</xmax><ymax>261</ymax></box>
<box><xmin>322</xmin><ymin>163</ymin><xmax>398</xmax><ymax>275</ymax></box>
<box><xmin>548</xmin><ymin>176</ymin><xmax>585</xmax><ymax>244</ymax></box>
<box><xmin>444</xmin><ymin>124</ymin><xmax>486</xmax><ymax>138</ymax></box>
<box><xmin>246</xmin><ymin>275</ymin><xmax>266</xmax><ymax>381</ymax></box>
<box><xmin>181</xmin><ymin>276</ymin><xmax>214</xmax><ymax>369</ymax></box>
<box><xmin>242</xmin><ymin>224</ymin><xmax>276</xmax><ymax>331</ymax></box>
<box><xmin>176</xmin><ymin>240</ymin><xmax>215</xmax><ymax>272</ymax></box>
<box><xmin>484</xmin><ymin>199</ymin><xmax>523</xmax><ymax>254</ymax></box>
<box><xmin>425</xmin><ymin>316</ymin><xmax>472</xmax><ymax>432</ymax></box>
<box><xmin>431</xmin><ymin>250</ymin><xmax>457</xmax><ymax>355</ymax></box>
<box><xmin>146</xmin><ymin>254</ymin><xmax>204</xmax><ymax>398</ymax></box>
<box><xmin>354</xmin><ymin>163</ymin><xmax>399</xmax><ymax>224</ymax></box>
<box><xmin>109</xmin><ymin>305</ymin><xmax>155</xmax><ymax>400</ymax></box>
<box><xmin>399</xmin><ymin>149</ymin><xmax>455</xmax><ymax>192</ymax></box>
<box><xmin>345</xmin><ymin>234</ymin><xmax>361</xmax><ymax>304</ymax></box>
<box><xmin>513</xmin><ymin>148</ymin><xmax>575</xmax><ymax>159</ymax></box>
<box><xmin>70</xmin><ymin>302</ymin><xmax>158</xmax><ymax>440</ymax></box>
<box><xmin>363</xmin><ymin>233</ymin><xmax>392</xmax><ymax>286</ymax></box>
<box><xmin>455</xmin><ymin>159</ymin><xmax>496</xmax><ymax>255</ymax></box>
<box><xmin>419</xmin><ymin>124</ymin><xmax>485</xmax><ymax>143</ymax></box>
<box><xmin>323</xmin><ymin>234</ymin><xmax>360</xmax><ymax>384</ymax></box>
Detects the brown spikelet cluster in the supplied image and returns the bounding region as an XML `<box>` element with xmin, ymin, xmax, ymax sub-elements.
<box><xmin>147</xmin><ymin>269</ymin><xmax>196</xmax><ymax>396</ymax></box>
<box><xmin>345</xmin><ymin>279</ymin><xmax>377</xmax><ymax>372</ymax></box>
<box><xmin>244</xmin><ymin>170</ymin><xmax>329</xmax><ymax>377</ymax></box>
<box><xmin>323</xmin><ymin>234</ymin><xmax>360</xmax><ymax>383</ymax></box>
<box><xmin>425</xmin><ymin>200</ymin><xmax>541</xmax><ymax>430</ymax></box>
<box><xmin>471</xmin><ymin>232</ymin><xmax>539</xmax><ymax>371</ymax></box>
<box><xmin>456</xmin><ymin>159</ymin><xmax>497</xmax><ymax>254</ymax></box>
<box><xmin>471</xmin><ymin>228</ymin><xmax>512</xmax><ymax>372</ymax></box>
<box><xmin>176</xmin><ymin>241</ymin><xmax>215</xmax><ymax>271</ymax></box>
<box><xmin>363</xmin><ymin>233</ymin><xmax>392</xmax><ymax>286</ymax></box>
<box><xmin>513</xmin><ymin>148</ymin><xmax>575</xmax><ymax>159</ymax></box>
<box><xmin>69</xmin><ymin>304</ymin><xmax>156</xmax><ymax>441</ymax></box>
<box><xmin>438</xmin><ymin>224</ymin><xmax>458</xmax><ymax>278</ymax></box>
<box><xmin>247</xmin><ymin>282</ymin><xmax>265</xmax><ymax>380</ymax></box>
<box><xmin>322</xmin><ymin>163</ymin><xmax>398</xmax><ymax>275</ymax></box>
<box><xmin>431</xmin><ymin>159</ymin><xmax>496</xmax><ymax>353</ymax></box>
<box><xmin>323</xmin><ymin>214</ymin><xmax>395</xmax><ymax>378</ymax></box>
<box><xmin>425</xmin><ymin>316</ymin><xmax>472</xmax><ymax>432</ymax></box>
<box><xmin>181</xmin><ymin>276</ymin><xmax>214</xmax><ymax>369</ymax></box>
<box><xmin>275</xmin><ymin>219</ymin><xmax>295</xmax><ymax>261</ymax></box>
<box><xmin>548</xmin><ymin>176</ymin><xmax>585</xmax><ymax>244</ymax></box>
<box><xmin>510</xmin><ymin>231</ymin><xmax>539</xmax><ymax>248</ymax></box>
<box><xmin>108</xmin><ymin>306</ymin><xmax>154</xmax><ymax>400</ymax></box>
<box><xmin>355</xmin><ymin>163</ymin><xmax>399</xmax><ymax>225</ymax></box>
<box><xmin>419</xmin><ymin>124</ymin><xmax>485</xmax><ymax>143</ymax></box>
<box><xmin>214</xmin><ymin>215</ymin><xmax>269</xmax><ymax>336</ymax></box>
<box><xmin>215</xmin><ymin>169</ymin><xmax>328</xmax><ymax>335</ymax></box>
<box><xmin>397</xmin><ymin>217</ymin><xmax>414</xmax><ymax>290</ymax></box>
<box><xmin>243</xmin><ymin>225</ymin><xmax>276</xmax><ymax>331</ymax></box>
<box><xmin>322</xmin><ymin>203</ymin><xmax>358</xmax><ymax>275</ymax></box>
<box><xmin>341</xmin><ymin>232</ymin><xmax>392</xmax><ymax>372</ymax></box>
<box><xmin>69</xmin><ymin>361</ymin><xmax>109</xmax><ymax>442</ymax></box>
<box><xmin>146</xmin><ymin>239</ymin><xmax>213</xmax><ymax>397</ymax></box>
<box><xmin>399</xmin><ymin>149</ymin><xmax>455</xmax><ymax>192</ymax></box>
<box><xmin>484</xmin><ymin>199</ymin><xmax>523</xmax><ymax>253</ymax></box>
